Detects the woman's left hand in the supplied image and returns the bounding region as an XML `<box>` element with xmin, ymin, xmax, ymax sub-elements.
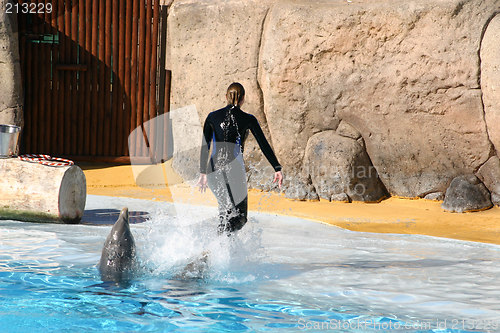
<box><xmin>273</xmin><ymin>171</ymin><xmax>283</xmax><ymax>189</ymax></box>
<box><xmin>197</xmin><ymin>174</ymin><xmax>208</xmax><ymax>193</ymax></box>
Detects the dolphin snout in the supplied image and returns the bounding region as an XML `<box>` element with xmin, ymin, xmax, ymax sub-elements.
<box><xmin>119</xmin><ymin>207</ymin><xmax>129</xmax><ymax>221</ymax></box>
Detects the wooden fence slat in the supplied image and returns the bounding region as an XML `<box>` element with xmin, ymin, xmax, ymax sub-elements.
<box><xmin>77</xmin><ymin>0</ymin><xmax>86</xmax><ymax>156</ymax></box>
<box><xmin>137</xmin><ymin>0</ymin><xmax>147</xmax><ymax>158</ymax></box>
<box><xmin>84</xmin><ymin>0</ymin><xmax>92</xmax><ymax>156</ymax></box>
<box><xmin>157</xmin><ymin>4</ymin><xmax>169</xmax><ymax>161</ymax></box>
<box><xmin>97</xmin><ymin>0</ymin><xmax>106</xmax><ymax>156</ymax></box>
<box><xmin>26</xmin><ymin>1</ymin><xmax>33</xmax><ymax>152</ymax></box>
<box><xmin>118</xmin><ymin>0</ymin><xmax>126</xmax><ymax>155</ymax></box>
<box><xmin>124</xmin><ymin>0</ymin><xmax>133</xmax><ymax>156</ymax></box>
<box><xmin>32</xmin><ymin>1</ymin><xmax>41</xmax><ymax>153</ymax></box>
<box><xmin>130</xmin><ymin>0</ymin><xmax>139</xmax><ymax>157</ymax></box>
<box><xmin>144</xmin><ymin>0</ymin><xmax>155</xmax><ymax>161</ymax></box>
<box><xmin>59</xmin><ymin>0</ymin><xmax>65</xmax><ymax>154</ymax></box>
<box><xmin>37</xmin><ymin>7</ymin><xmax>47</xmax><ymax>154</ymax></box>
<box><xmin>49</xmin><ymin>0</ymin><xmax>59</xmax><ymax>154</ymax></box>
<box><xmin>143</xmin><ymin>0</ymin><xmax>152</xmax><ymax>137</ymax></box>
<box><xmin>23</xmin><ymin>12</ymin><xmax>32</xmax><ymax>153</ymax></box>
<box><xmin>91</xmin><ymin>0</ymin><xmax>99</xmax><ymax>155</ymax></box>
<box><xmin>72</xmin><ymin>0</ymin><xmax>80</xmax><ymax>155</ymax></box>
<box><xmin>63</xmin><ymin>0</ymin><xmax>72</xmax><ymax>154</ymax></box>
<box><xmin>103</xmin><ymin>0</ymin><xmax>112</xmax><ymax>156</ymax></box>
<box><xmin>35</xmin><ymin>6</ymin><xmax>46</xmax><ymax>154</ymax></box>
<box><xmin>69</xmin><ymin>0</ymin><xmax>77</xmax><ymax>155</ymax></box>
<box><xmin>56</xmin><ymin>0</ymin><xmax>64</xmax><ymax>154</ymax></box>
<box><xmin>42</xmin><ymin>4</ymin><xmax>52</xmax><ymax>155</ymax></box>
<box><xmin>149</xmin><ymin>0</ymin><xmax>160</xmax><ymax>161</ymax></box>
<box><xmin>18</xmin><ymin>4</ymin><xmax>25</xmax><ymax>152</ymax></box>
<box><xmin>69</xmin><ymin>0</ymin><xmax>75</xmax><ymax>154</ymax></box>
<box><xmin>111</xmin><ymin>0</ymin><xmax>119</xmax><ymax>156</ymax></box>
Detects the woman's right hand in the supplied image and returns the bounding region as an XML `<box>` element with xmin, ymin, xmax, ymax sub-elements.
<box><xmin>273</xmin><ymin>171</ymin><xmax>283</xmax><ymax>189</ymax></box>
<box><xmin>197</xmin><ymin>174</ymin><xmax>208</xmax><ymax>193</ymax></box>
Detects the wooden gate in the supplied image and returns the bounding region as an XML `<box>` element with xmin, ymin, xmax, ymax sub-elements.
<box><xmin>18</xmin><ymin>0</ymin><xmax>171</xmax><ymax>163</ymax></box>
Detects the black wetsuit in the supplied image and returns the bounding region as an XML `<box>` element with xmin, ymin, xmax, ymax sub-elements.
<box><xmin>200</xmin><ymin>105</ymin><xmax>281</xmax><ymax>233</ymax></box>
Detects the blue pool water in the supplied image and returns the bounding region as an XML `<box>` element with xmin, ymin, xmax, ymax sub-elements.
<box><xmin>1</xmin><ymin>195</ymin><xmax>500</xmax><ymax>332</ymax></box>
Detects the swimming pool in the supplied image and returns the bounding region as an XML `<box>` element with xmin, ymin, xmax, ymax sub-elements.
<box><xmin>1</xmin><ymin>195</ymin><xmax>499</xmax><ymax>332</ymax></box>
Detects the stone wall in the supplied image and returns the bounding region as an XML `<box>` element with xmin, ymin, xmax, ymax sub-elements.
<box><xmin>166</xmin><ymin>0</ymin><xmax>500</xmax><ymax>202</ymax></box>
<box><xmin>166</xmin><ymin>0</ymin><xmax>273</xmax><ymax>175</ymax></box>
<box><xmin>0</xmin><ymin>5</ymin><xmax>23</xmax><ymax>126</ymax></box>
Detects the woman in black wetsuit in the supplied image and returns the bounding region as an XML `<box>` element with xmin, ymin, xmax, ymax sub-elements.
<box><xmin>198</xmin><ymin>82</ymin><xmax>283</xmax><ymax>234</ymax></box>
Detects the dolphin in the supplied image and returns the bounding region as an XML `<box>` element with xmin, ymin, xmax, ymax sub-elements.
<box><xmin>98</xmin><ymin>207</ymin><xmax>136</xmax><ymax>283</ymax></box>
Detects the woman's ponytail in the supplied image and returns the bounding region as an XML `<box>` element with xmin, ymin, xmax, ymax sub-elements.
<box><xmin>226</xmin><ymin>82</ymin><xmax>245</xmax><ymax>107</ymax></box>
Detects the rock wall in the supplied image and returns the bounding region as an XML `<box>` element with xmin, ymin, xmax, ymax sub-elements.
<box><xmin>166</xmin><ymin>0</ymin><xmax>500</xmax><ymax>201</ymax></box>
<box><xmin>0</xmin><ymin>6</ymin><xmax>23</xmax><ymax>126</ymax></box>
<box><xmin>166</xmin><ymin>0</ymin><xmax>272</xmax><ymax>159</ymax></box>
<box><xmin>481</xmin><ymin>14</ymin><xmax>500</xmax><ymax>158</ymax></box>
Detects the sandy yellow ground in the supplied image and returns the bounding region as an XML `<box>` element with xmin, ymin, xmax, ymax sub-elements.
<box><xmin>82</xmin><ymin>162</ymin><xmax>500</xmax><ymax>246</ymax></box>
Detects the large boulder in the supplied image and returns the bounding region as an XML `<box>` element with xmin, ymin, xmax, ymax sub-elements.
<box><xmin>303</xmin><ymin>131</ymin><xmax>387</xmax><ymax>202</ymax></box>
<box><xmin>476</xmin><ymin>156</ymin><xmax>500</xmax><ymax>206</ymax></box>
<box><xmin>259</xmin><ymin>0</ymin><xmax>497</xmax><ymax>197</ymax></box>
<box><xmin>481</xmin><ymin>14</ymin><xmax>500</xmax><ymax>156</ymax></box>
<box><xmin>441</xmin><ymin>175</ymin><xmax>492</xmax><ymax>213</ymax></box>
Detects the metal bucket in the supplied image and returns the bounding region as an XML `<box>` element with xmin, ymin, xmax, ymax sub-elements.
<box><xmin>0</xmin><ymin>124</ymin><xmax>21</xmax><ymax>158</ymax></box>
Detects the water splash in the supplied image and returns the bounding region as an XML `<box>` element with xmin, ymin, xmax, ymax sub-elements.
<box><xmin>134</xmin><ymin>208</ymin><xmax>265</xmax><ymax>283</ymax></box>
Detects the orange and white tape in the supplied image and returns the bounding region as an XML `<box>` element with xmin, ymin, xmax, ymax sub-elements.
<box><xmin>18</xmin><ymin>154</ymin><xmax>74</xmax><ymax>167</ymax></box>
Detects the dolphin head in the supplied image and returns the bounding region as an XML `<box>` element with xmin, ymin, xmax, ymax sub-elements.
<box><xmin>98</xmin><ymin>207</ymin><xmax>136</xmax><ymax>283</ymax></box>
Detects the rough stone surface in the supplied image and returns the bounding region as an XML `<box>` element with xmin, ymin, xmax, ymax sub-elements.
<box><xmin>0</xmin><ymin>9</ymin><xmax>23</xmax><ymax>127</ymax></box>
<box><xmin>167</xmin><ymin>0</ymin><xmax>500</xmax><ymax>200</ymax></box>
<box><xmin>167</xmin><ymin>0</ymin><xmax>275</xmax><ymax>169</ymax></box>
<box><xmin>259</xmin><ymin>0</ymin><xmax>497</xmax><ymax>197</ymax></box>
<box><xmin>303</xmin><ymin>131</ymin><xmax>387</xmax><ymax>202</ymax></box>
<box><xmin>481</xmin><ymin>13</ymin><xmax>500</xmax><ymax>156</ymax></box>
<box><xmin>357</xmin><ymin>137</ymin><xmax>366</xmax><ymax>150</ymax></box>
<box><xmin>170</xmin><ymin>105</ymin><xmax>204</xmax><ymax>182</ymax></box>
<box><xmin>337</xmin><ymin>120</ymin><xmax>361</xmax><ymax>140</ymax></box>
<box><xmin>424</xmin><ymin>192</ymin><xmax>445</xmax><ymax>201</ymax></box>
<box><xmin>492</xmin><ymin>193</ymin><xmax>500</xmax><ymax>206</ymax></box>
<box><xmin>246</xmin><ymin>155</ymin><xmax>278</xmax><ymax>192</ymax></box>
<box><xmin>283</xmin><ymin>175</ymin><xmax>319</xmax><ymax>201</ymax></box>
<box><xmin>477</xmin><ymin>156</ymin><xmax>500</xmax><ymax>206</ymax></box>
<box><xmin>331</xmin><ymin>193</ymin><xmax>351</xmax><ymax>203</ymax></box>
<box><xmin>441</xmin><ymin>175</ymin><xmax>492</xmax><ymax>213</ymax></box>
